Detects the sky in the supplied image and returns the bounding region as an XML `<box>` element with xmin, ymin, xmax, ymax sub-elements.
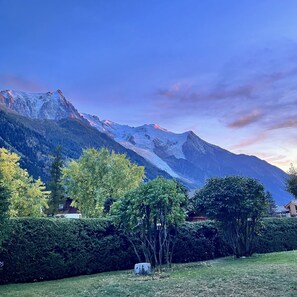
<box><xmin>0</xmin><ymin>0</ymin><xmax>297</xmax><ymax>171</ymax></box>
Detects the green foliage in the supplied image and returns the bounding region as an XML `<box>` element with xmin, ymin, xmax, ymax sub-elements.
<box><xmin>193</xmin><ymin>176</ymin><xmax>269</xmax><ymax>257</ymax></box>
<box><xmin>63</xmin><ymin>148</ymin><xmax>145</xmax><ymax>217</ymax></box>
<box><xmin>0</xmin><ymin>171</ymin><xmax>10</xmax><ymax>247</ymax></box>
<box><xmin>112</xmin><ymin>177</ymin><xmax>187</xmax><ymax>267</ymax></box>
<box><xmin>0</xmin><ymin>217</ymin><xmax>296</xmax><ymax>284</ymax></box>
<box><xmin>255</xmin><ymin>218</ymin><xmax>297</xmax><ymax>253</ymax></box>
<box><xmin>285</xmin><ymin>164</ymin><xmax>297</xmax><ymax>199</ymax></box>
<box><xmin>47</xmin><ymin>146</ymin><xmax>65</xmax><ymax>216</ymax></box>
<box><xmin>0</xmin><ymin>148</ymin><xmax>49</xmax><ymax>217</ymax></box>
<box><xmin>0</xmin><ymin>218</ymin><xmax>137</xmax><ymax>284</ymax></box>
<box><xmin>172</xmin><ymin>221</ymin><xmax>230</xmax><ymax>263</ymax></box>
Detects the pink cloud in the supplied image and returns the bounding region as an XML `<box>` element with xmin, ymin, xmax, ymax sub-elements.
<box><xmin>269</xmin><ymin>117</ymin><xmax>297</xmax><ymax>130</ymax></box>
<box><xmin>228</xmin><ymin>110</ymin><xmax>264</xmax><ymax>128</ymax></box>
<box><xmin>231</xmin><ymin>131</ymin><xmax>268</xmax><ymax>149</ymax></box>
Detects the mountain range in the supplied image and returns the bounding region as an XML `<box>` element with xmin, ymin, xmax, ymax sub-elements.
<box><xmin>0</xmin><ymin>89</ymin><xmax>291</xmax><ymax>204</ymax></box>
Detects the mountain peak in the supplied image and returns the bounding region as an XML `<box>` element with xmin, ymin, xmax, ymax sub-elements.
<box><xmin>0</xmin><ymin>89</ymin><xmax>81</xmax><ymax>120</ymax></box>
<box><xmin>0</xmin><ymin>92</ymin><xmax>290</xmax><ymax>204</ymax></box>
<box><xmin>150</xmin><ymin>123</ymin><xmax>168</xmax><ymax>132</ymax></box>
<box><xmin>138</xmin><ymin>123</ymin><xmax>170</xmax><ymax>132</ymax></box>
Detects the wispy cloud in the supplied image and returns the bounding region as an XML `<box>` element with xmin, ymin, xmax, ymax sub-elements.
<box><xmin>156</xmin><ymin>69</ymin><xmax>296</xmax><ymax>104</ymax></box>
<box><xmin>231</xmin><ymin>132</ymin><xmax>268</xmax><ymax>149</ymax></box>
<box><xmin>228</xmin><ymin>110</ymin><xmax>264</xmax><ymax>128</ymax></box>
<box><xmin>153</xmin><ymin>43</ymin><xmax>297</xmax><ymax>141</ymax></box>
<box><xmin>269</xmin><ymin>117</ymin><xmax>297</xmax><ymax>130</ymax></box>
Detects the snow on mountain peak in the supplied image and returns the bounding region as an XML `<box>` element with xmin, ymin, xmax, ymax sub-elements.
<box><xmin>0</xmin><ymin>89</ymin><xmax>81</xmax><ymax>120</ymax></box>
<box><xmin>81</xmin><ymin>113</ymin><xmax>191</xmax><ymax>177</ymax></box>
<box><xmin>143</xmin><ymin>123</ymin><xmax>169</xmax><ymax>132</ymax></box>
<box><xmin>103</xmin><ymin>119</ymin><xmax>115</xmax><ymax>126</ymax></box>
<box><xmin>153</xmin><ymin>124</ymin><xmax>165</xmax><ymax>130</ymax></box>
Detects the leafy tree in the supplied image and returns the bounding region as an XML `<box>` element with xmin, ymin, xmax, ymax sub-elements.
<box><xmin>193</xmin><ymin>176</ymin><xmax>268</xmax><ymax>258</ymax></box>
<box><xmin>112</xmin><ymin>177</ymin><xmax>187</xmax><ymax>269</ymax></box>
<box><xmin>63</xmin><ymin>148</ymin><xmax>145</xmax><ymax>217</ymax></box>
<box><xmin>286</xmin><ymin>164</ymin><xmax>297</xmax><ymax>199</ymax></box>
<box><xmin>0</xmin><ymin>148</ymin><xmax>49</xmax><ymax>217</ymax></box>
<box><xmin>47</xmin><ymin>146</ymin><xmax>65</xmax><ymax>216</ymax></box>
<box><xmin>0</xmin><ymin>170</ymin><xmax>10</xmax><ymax>247</ymax></box>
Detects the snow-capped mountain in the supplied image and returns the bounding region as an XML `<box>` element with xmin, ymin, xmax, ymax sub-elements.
<box><xmin>82</xmin><ymin>113</ymin><xmax>289</xmax><ymax>203</ymax></box>
<box><xmin>0</xmin><ymin>90</ymin><xmax>291</xmax><ymax>203</ymax></box>
<box><xmin>0</xmin><ymin>89</ymin><xmax>81</xmax><ymax>120</ymax></box>
<box><xmin>82</xmin><ymin>113</ymin><xmax>189</xmax><ymax>179</ymax></box>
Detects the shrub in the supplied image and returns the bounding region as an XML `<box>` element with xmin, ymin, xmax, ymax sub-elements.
<box><xmin>172</xmin><ymin>221</ymin><xmax>231</xmax><ymax>263</ymax></box>
<box><xmin>255</xmin><ymin>218</ymin><xmax>297</xmax><ymax>253</ymax></box>
<box><xmin>0</xmin><ymin>218</ymin><xmax>137</xmax><ymax>284</ymax></box>
<box><xmin>0</xmin><ymin>217</ymin><xmax>296</xmax><ymax>284</ymax></box>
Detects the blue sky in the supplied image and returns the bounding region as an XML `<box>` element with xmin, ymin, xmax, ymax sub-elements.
<box><xmin>1</xmin><ymin>0</ymin><xmax>297</xmax><ymax>170</ymax></box>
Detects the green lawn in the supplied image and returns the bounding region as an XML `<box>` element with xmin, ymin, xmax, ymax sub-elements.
<box><xmin>1</xmin><ymin>251</ymin><xmax>297</xmax><ymax>297</ymax></box>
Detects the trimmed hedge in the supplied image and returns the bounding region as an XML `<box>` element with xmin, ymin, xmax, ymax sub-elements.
<box><xmin>255</xmin><ymin>218</ymin><xmax>297</xmax><ymax>253</ymax></box>
<box><xmin>173</xmin><ymin>221</ymin><xmax>230</xmax><ymax>263</ymax></box>
<box><xmin>0</xmin><ymin>218</ymin><xmax>137</xmax><ymax>284</ymax></box>
<box><xmin>0</xmin><ymin>217</ymin><xmax>296</xmax><ymax>284</ymax></box>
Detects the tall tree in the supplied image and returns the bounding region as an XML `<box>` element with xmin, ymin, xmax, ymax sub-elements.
<box><xmin>0</xmin><ymin>148</ymin><xmax>49</xmax><ymax>217</ymax></box>
<box><xmin>63</xmin><ymin>148</ymin><xmax>145</xmax><ymax>217</ymax></box>
<box><xmin>193</xmin><ymin>176</ymin><xmax>268</xmax><ymax>258</ymax></box>
<box><xmin>286</xmin><ymin>164</ymin><xmax>297</xmax><ymax>199</ymax></box>
<box><xmin>47</xmin><ymin>146</ymin><xmax>65</xmax><ymax>216</ymax></box>
<box><xmin>112</xmin><ymin>177</ymin><xmax>187</xmax><ymax>269</ymax></box>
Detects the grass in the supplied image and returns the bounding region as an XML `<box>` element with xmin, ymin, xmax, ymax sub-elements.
<box><xmin>0</xmin><ymin>251</ymin><xmax>297</xmax><ymax>297</ymax></box>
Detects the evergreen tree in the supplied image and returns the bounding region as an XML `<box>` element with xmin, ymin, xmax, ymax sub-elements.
<box><xmin>48</xmin><ymin>146</ymin><xmax>65</xmax><ymax>216</ymax></box>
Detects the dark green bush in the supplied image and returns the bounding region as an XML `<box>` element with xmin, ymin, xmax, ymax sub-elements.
<box><xmin>0</xmin><ymin>218</ymin><xmax>137</xmax><ymax>284</ymax></box>
<box><xmin>255</xmin><ymin>218</ymin><xmax>297</xmax><ymax>253</ymax></box>
<box><xmin>0</xmin><ymin>217</ymin><xmax>296</xmax><ymax>284</ymax></box>
<box><xmin>172</xmin><ymin>221</ymin><xmax>231</xmax><ymax>263</ymax></box>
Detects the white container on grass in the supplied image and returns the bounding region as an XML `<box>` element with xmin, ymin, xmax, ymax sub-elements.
<box><xmin>134</xmin><ymin>263</ymin><xmax>151</xmax><ymax>275</ymax></box>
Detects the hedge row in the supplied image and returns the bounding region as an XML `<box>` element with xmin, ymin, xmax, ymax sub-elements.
<box><xmin>0</xmin><ymin>217</ymin><xmax>296</xmax><ymax>284</ymax></box>
<box><xmin>255</xmin><ymin>218</ymin><xmax>297</xmax><ymax>253</ymax></box>
<box><xmin>0</xmin><ymin>218</ymin><xmax>137</xmax><ymax>284</ymax></box>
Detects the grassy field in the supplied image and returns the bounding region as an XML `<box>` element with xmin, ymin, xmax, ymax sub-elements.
<box><xmin>0</xmin><ymin>251</ymin><xmax>296</xmax><ymax>297</ymax></box>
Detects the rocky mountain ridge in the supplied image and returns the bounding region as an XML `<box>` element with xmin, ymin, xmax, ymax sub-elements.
<box><xmin>0</xmin><ymin>89</ymin><xmax>81</xmax><ymax>120</ymax></box>
<box><xmin>0</xmin><ymin>90</ymin><xmax>292</xmax><ymax>204</ymax></box>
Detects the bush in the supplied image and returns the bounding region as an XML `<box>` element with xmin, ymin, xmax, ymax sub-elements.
<box><xmin>172</xmin><ymin>221</ymin><xmax>231</xmax><ymax>263</ymax></box>
<box><xmin>255</xmin><ymin>218</ymin><xmax>297</xmax><ymax>253</ymax></box>
<box><xmin>0</xmin><ymin>218</ymin><xmax>137</xmax><ymax>284</ymax></box>
<box><xmin>0</xmin><ymin>217</ymin><xmax>296</xmax><ymax>284</ymax></box>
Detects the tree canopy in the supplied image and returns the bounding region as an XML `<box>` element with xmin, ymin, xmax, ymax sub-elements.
<box><xmin>112</xmin><ymin>177</ymin><xmax>187</xmax><ymax>268</ymax></box>
<box><xmin>286</xmin><ymin>164</ymin><xmax>297</xmax><ymax>199</ymax></box>
<box><xmin>63</xmin><ymin>148</ymin><xmax>145</xmax><ymax>217</ymax></box>
<box><xmin>0</xmin><ymin>148</ymin><xmax>49</xmax><ymax>217</ymax></box>
<box><xmin>193</xmin><ymin>176</ymin><xmax>268</xmax><ymax>257</ymax></box>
